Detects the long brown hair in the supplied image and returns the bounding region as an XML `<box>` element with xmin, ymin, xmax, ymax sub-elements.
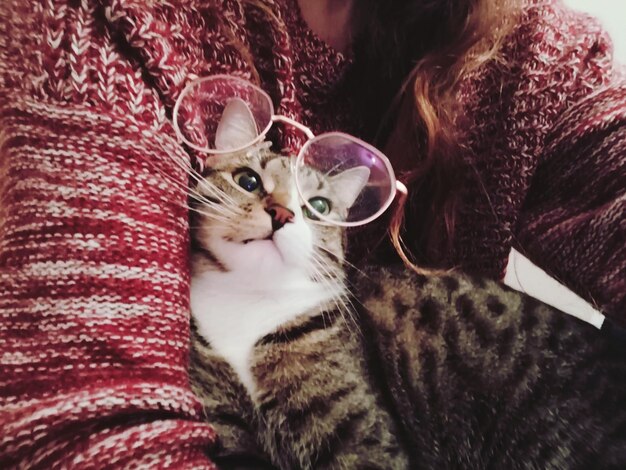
<box><xmin>350</xmin><ymin>0</ymin><xmax>520</xmax><ymax>271</ymax></box>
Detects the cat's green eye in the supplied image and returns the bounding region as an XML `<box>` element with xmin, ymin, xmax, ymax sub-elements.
<box><xmin>233</xmin><ymin>168</ymin><xmax>262</xmax><ymax>193</ymax></box>
<box><xmin>304</xmin><ymin>197</ymin><xmax>331</xmax><ymax>219</ymax></box>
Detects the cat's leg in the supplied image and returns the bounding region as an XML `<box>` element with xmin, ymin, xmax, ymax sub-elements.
<box><xmin>250</xmin><ymin>313</ymin><xmax>410</xmax><ymax>470</ymax></box>
<box><xmin>189</xmin><ymin>326</ymin><xmax>277</xmax><ymax>469</ymax></box>
<box><xmin>355</xmin><ymin>265</ymin><xmax>626</xmax><ymax>469</ymax></box>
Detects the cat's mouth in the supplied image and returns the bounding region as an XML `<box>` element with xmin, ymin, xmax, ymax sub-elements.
<box><xmin>242</xmin><ymin>233</ymin><xmax>274</xmax><ymax>244</ymax></box>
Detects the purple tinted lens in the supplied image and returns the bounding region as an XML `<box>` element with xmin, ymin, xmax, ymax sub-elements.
<box><xmin>295</xmin><ymin>133</ymin><xmax>395</xmax><ymax>226</ymax></box>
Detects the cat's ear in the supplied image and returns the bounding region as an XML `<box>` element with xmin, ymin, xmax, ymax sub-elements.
<box><xmin>329</xmin><ymin>166</ymin><xmax>370</xmax><ymax>208</ymax></box>
<box><xmin>215</xmin><ymin>98</ymin><xmax>259</xmax><ymax>151</ymax></box>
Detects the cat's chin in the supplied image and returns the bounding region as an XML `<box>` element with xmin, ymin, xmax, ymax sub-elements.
<box><xmin>220</xmin><ymin>238</ymin><xmax>285</xmax><ymax>273</ymax></box>
<box><xmin>206</xmin><ymin>220</ymin><xmax>312</xmax><ymax>273</ymax></box>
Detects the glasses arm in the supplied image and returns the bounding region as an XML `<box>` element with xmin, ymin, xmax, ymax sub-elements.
<box><xmin>393</xmin><ymin>181</ymin><xmax>408</xmax><ymax>221</ymax></box>
<box><xmin>272</xmin><ymin>115</ymin><xmax>315</xmax><ymax>140</ymax></box>
<box><xmin>395</xmin><ymin>180</ymin><xmax>408</xmax><ymax>195</ymax></box>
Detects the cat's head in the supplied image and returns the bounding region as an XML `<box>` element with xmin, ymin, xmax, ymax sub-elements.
<box><xmin>190</xmin><ymin>98</ymin><xmax>368</xmax><ymax>283</ymax></box>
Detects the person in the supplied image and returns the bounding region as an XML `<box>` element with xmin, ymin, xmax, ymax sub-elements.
<box><xmin>0</xmin><ymin>0</ymin><xmax>623</xmax><ymax>467</ymax></box>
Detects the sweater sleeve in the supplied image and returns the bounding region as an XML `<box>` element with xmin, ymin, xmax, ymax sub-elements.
<box><xmin>0</xmin><ymin>1</ymin><xmax>223</xmax><ymax>467</ymax></box>
<box><xmin>510</xmin><ymin>3</ymin><xmax>626</xmax><ymax>327</ymax></box>
<box><xmin>447</xmin><ymin>1</ymin><xmax>624</xmax><ymax>327</ymax></box>
<box><xmin>516</xmin><ymin>80</ymin><xmax>626</xmax><ymax>328</ymax></box>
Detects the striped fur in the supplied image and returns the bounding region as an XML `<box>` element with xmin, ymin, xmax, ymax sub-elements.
<box><xmin>189</xmin><ymin>150</ymin><xmax>625</xmax><ymax>469</ymax></box>
<box><xmin>356</xmin><ymin>265</ymin><xmax>626</xmax><ymax>469</ymax></box>
<box><xmin>190</xmin><ymin>313</ymin><xmax>408</xmax><ymax>469</ymax></box>
<box><xmin>191</xmin><ymin>260</ymin><xmax>626</xmax><ymax>469</ymax></box>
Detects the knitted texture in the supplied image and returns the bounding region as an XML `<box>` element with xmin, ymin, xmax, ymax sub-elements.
<box><xmin>0</xmin><ymin>0</ymin><xmax>348</xmax><ymax>467</ymax></box>
<box><xmin>517</xmin><ymin>83</ymin><xmax>626</xmax><ymax>324</ymax></box>
<box><xmin>0</xmin><ymin>0</ymin><xmax>624</xmax><ymax>468</ymax></box>
<box><xmin>446</xmin><ymin>1</ymin><xmax>625</xmax><ymax>322</ymax></box>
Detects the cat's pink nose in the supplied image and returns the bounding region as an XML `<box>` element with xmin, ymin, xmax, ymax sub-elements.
<box><xmin>265</xmin><ymin>204</ymin><xmax>294</xmax><ymax>231</ymax></box>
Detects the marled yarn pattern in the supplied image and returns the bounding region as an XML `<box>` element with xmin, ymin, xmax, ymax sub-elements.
<box><xmin>0</xmin><ymin>0</ymin><xmax>624</xmax><ymax>467</ymax></box>
<box><xmin>415</xmin><ymin>2</ymin><xmax>625</xmax><ymax>321</ymax></box>
<box><xmin>0</xmin><ymin>0</ymin><xmax>349</xmax><ymax>467</ymax></box>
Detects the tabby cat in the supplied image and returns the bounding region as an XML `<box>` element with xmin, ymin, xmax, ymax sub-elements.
<box><xmin>188</xmin><ymin>100</ymin><xmax>626</xmax><ymax>469</ymax></box>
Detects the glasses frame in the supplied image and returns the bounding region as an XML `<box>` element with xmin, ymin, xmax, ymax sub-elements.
<box><xmin>173</xmin><ymin>74</ymin><xmax>407</xmax><ymax>227</ymax></box>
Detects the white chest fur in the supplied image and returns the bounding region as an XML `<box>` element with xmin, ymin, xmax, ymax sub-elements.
<box><xmin>191</xmin><ymin>266</ymin><xmax>341</xmax><ymax>394</ymax></box>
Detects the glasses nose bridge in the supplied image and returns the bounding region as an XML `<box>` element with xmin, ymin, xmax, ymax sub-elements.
<box><xmin>271</xmin><ymin>115</ymin><xmax>315</xmax><ymax>141</ymax></box>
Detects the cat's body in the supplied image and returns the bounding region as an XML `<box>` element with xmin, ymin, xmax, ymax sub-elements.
<box><xmin>191</xmin><ymin>263</ymin><xmax>626</xmax><ymax>469</ymax></box>
<box><xmin>355</xmin><ymin>266</ymin><xmax>626</xmax><ymax>469</ymax></box>
<box><xmin>190</xmin><ymin>308</ymin><xmax>407</xmax><ymax>469</ymax></box>
<box><xmin>188</xmin><ymin>98</ymin><xmax>625</xmax><ymax>469</ymax></box>
<box><xmin>189</xmin><ymin>160</ymin><xmax>409</xmax><ymax>467</ymax></box>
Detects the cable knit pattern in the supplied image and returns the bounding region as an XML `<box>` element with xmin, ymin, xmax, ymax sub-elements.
<box><xmin>0</xmin><ymin>0</ymin><xmax>624</xmax><ymax>467</ymax></box>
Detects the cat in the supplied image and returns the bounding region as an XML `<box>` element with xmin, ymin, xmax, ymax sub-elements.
<box><xmin>188</xmin><ymin>98</ymin><xmax>408</xmax><ymax>469</ymax></box>
<box><xmin>188</xmin><ymin>99</ymin><xmax>626</xmax><ymax>469</ymax></box>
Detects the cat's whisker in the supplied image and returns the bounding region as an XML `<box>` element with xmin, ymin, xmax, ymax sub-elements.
<box><xmin>187</xmin><ymin>193</ymin><xmax>240</xmax><ymax>222</ymax></box>
<box><xmin>158</xmin><ymin>149</ymin><xmax>243</xmax><ymax>213</ymax></box>
<box><xmin>312</xmin><ymin>256</ymin><xmax>370</xmax><ymax>326</ymax></box>
<box><xmin>166</xmin><ymin>152</ymin><xmax>243</xmax><ymax>210</ymax></box>
<box><xmin>312</xmin><ymin>243</ymin><xmax>368</xmax><ymax>278</ymax></box>
<box><xmin>184</xmin><ymin>177</ymin><xmax>244</xmax><ymax>217</ymax></box>
<box><xmin>307</xmin><ymin>253</ymin><xmax>355</xmax><ymax>330</ymax></box>
<box><xmin>189</xmin><ymin>207</ymin><xmax>231</xmax><ymax>224</ymax></box>
<box><xmin>187</xmin><ymin>205</ymin><xmax>231</xmax><ymax>224</ymax></box>
<box><xmin>301</xmin><ymin>252</ymin><xmax>343</xmax><ymax>307</ymax></box>
<box><xmin>187</xmin><ymin>186</ymin><xmax>228</xmax><ymax>207</ymax></box>
<box><xmin>145</xmin><ymin>158</ymin><xmax>236</xmax><ymax>216</ymax></box>
<box><xmin>310</xmin><ymin>243</ymin><xmax>368</xmax><ymax>321</ymax></box>
<box><xmin>190</xmin><ymin>193</ymin><xmax>241</xmax><ymax>219</ymax></box>
<box><xmin>161</xmin><ymin>151</ymin><xmax>206</xmax><ymax>187</ymax></box>
<box><xmin>194</xmin><ymin>180</ymin><xmax>243</xmax><ymax>214</ymax></box>
<box><xmin>151</xmin><ymin>164</ymin><xmax>204</xmax><ymax>201</ymax></box>
<box><xmin>140</xmin><ymin>173</ymin><xmax>231</xmax><ymax>223</ymax></box>
<box><xmin>309</xmin><ymin>251</ymin><xmax>360</xmax><ymax>334</ymax></box>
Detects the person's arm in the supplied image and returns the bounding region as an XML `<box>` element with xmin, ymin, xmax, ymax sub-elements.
<box><xmin>464</xmin><ymin>1</ymin><xmax>625</xmax><ymax>328</ymax></box>
<box><xmin>0</xmin><ymin>1</ymin><xmax>225</xmax><ymax>466</ymax></box>
<box><xmin>516</xmin><ymin>80</ymin><xmax>626</xmax><ymax>328</ymax></box>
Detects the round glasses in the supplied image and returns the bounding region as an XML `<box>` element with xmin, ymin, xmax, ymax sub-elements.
<box><xmin>173</xmin><ymin>75</ymin><xmax>406</xmax><ymax>227</ymax></box>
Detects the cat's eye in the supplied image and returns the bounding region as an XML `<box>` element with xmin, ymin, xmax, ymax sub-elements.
<box><xmin>233</xmin><ymin>168</ymin><xmax>262</xmax><ymax>193</ymax></box>
<box><xmin>304</xmin><ymin>197</ymin><xmax>331</xmax><ymax>219</ymax></box>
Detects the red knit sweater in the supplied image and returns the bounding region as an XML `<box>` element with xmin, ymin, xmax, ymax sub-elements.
<box><xmin>0</xmin><ymin>0</ymin><xmax>624</xmax><ymax>467</ymax></box>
